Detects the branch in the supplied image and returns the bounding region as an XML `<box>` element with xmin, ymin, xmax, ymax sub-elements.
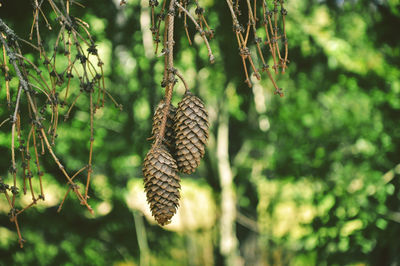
<box><xmin>155</xmin><ymin>0</ymin><xmax>176</xmax><ymax>146</ymax></box>
<box><xmin>175</xmin><ymin>1</ymin><xmax>215</xmax><ymax>64</ymax></box>
<box><xmin>175</xmin><ymin>68</ymin><xmax>189</xmax><ymax>93</ymax></box>
<box><xmin>0</xmin><ymin>31</ymin><xmax>26</xmax><ymax>207</ymax></box>
<box><xmin>0</xmin><ymin>18</ymin><xmax>94</xmax><ymax>213</ymax></box>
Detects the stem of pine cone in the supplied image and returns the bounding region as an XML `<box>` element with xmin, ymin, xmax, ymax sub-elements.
<box><xmin>156</xmin><ymin>0</ymin><xmax>176</xmax><ymax>146</ymax></box>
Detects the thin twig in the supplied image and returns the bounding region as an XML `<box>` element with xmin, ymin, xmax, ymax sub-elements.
<box><xmin>175</xmin><ymin>68</ymin><xmax>189</xmax><ymax>93</ymax></box>
<box><xmin>174</xmin><ymin>1</ymin><xmax>215</xmax><ymax>63</ymax></box>
<box><xmin>0</xmin><ymin>118</ymin><xmax>10</xmax><ymax>128</ymax></box>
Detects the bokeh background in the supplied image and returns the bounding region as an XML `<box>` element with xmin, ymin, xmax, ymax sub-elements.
<box><xmin>1</xmin><ymin>0</ymin><xmax>400</xmax><ymax>265</ymax></box>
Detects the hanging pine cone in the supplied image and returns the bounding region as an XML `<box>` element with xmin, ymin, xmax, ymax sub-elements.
<box><xmin>143</xmin><ymin>144</ymin><xmax>181</xmax><ymax>225</ymax></box>
<box><xmin>174</xmin><ymin>91</ymin><xmax>209</xmax><ymax>174</ymax></box>
<box><xmin>150</xmin><ymin>100</ymin><xmax>176</xmax><ymax>152</ymax></box>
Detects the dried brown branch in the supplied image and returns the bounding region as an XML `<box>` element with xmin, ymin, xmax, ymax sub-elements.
<box><xmin>155</xmin><ymin>0</ymin><xmax>177</xmax><ymax>146</ymax></box>
<box><xmin>223</xmin><ymin>0</ymin><xmax>288</xmax><ymax>91</ymax></box>
<box><xmin>1</xmin><ymin>40</ymin><xmax>11</xmax><ymax>107</ymax></box>
<box><xmin>0</xmin><ymin>0</ymin><xmax>119</xmax><ymax>246</ymax></box>
<box><xmin>175</xmin><ymin>68</ymin><xmax>190</xmax><ymax>93</ymax></box>
<box><xmin>0</xmin><ymin>118</ymin><xmax>10</xmax><ymax>128</ymax></box>
<box><xmin>175</xmin><ymin>1</ymin><xmax>215</xmax><ymax>63</ymax></box>
<box><xmin>183</xmin><ymin>1</ymin><xmax>192</xmax><ymax>45</ymax></box>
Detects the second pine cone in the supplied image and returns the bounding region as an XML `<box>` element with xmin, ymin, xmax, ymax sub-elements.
<box><xmin>174</xmin><ymin>92</ymin><xmax>209</xmax><ymax>174</ymax></box>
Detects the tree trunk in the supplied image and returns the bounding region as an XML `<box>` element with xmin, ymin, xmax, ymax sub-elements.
<box><xmin>217</xmin><ymin>106</ymin><xmax>243</xmax><ymax>266</ymax></box>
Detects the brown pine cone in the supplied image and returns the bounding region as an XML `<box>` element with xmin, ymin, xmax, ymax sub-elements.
<box><xmin>143</xmin><ymin>144</ymin><xmax>181</xmax><ymax>225</ymax></box>
<box><xmin>174</xmin><ymin>91</ymin><xmax>209</xmax><ymax>174</ymax></box>
<box><xmin>150</xmin><ymin>100</ymin><xmax>176</xmax><ymax>152</ymax></box>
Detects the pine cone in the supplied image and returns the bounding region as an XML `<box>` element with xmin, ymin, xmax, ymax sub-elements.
<box><xmin>143</xmin><ymin>144</ymin><xmax>181</xmax><ymax>225</ymax></box>
<box><xmin>174</xmin><ymin>92</ymin><xmax>209</xmax><ymax>174</ymax></box>
<box><xmin>150</xmin><ymin>100</ymin><xmax>176</xmax><ymax>152</ymax></box>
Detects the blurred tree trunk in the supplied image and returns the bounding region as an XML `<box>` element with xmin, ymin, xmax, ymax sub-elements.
<box><xmin>133</xmin><ymin>211</ymin><xmax>150</xmax><ymax>266</ymax></box>
<box><xmin>217</xmin><ymin>102</ymin><xmax>243</xmax><ymax>266</ymax></box>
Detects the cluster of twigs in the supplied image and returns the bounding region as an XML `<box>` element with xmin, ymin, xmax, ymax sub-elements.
<box><xmin>226</xmin><ymin>0</ymin><xmax>288</xmax><ymax>93</ymax></box>
<box><xmin>148</xmin><ymin>0</ymin><xmax>288</xmax><ymax>95</ymax></box>
<box><xmin>149</xmin><ymin>0</ymin><xmax>215</xmax><ymax>63</ymax></box>
<box><xmin>146</xmin><ymin>0</ymin><xmax>215</xmax><ymax>145</ymax></box>
<box><xmin>0</xmin><ymin>0</ymin><xmax>116</xmax><ymax>247</ymax></box>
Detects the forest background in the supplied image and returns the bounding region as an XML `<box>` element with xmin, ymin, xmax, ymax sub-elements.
<box><xmin>0</xmin><ymin>0</ymin><xmax>400</xmax><ymax>265</ymax></box>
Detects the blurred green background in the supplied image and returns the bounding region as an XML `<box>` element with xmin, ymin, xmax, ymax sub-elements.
<box><xmin>1</xmin><ymin>0</ymin><xmax>400</xmax><ymax>265</ymax></box>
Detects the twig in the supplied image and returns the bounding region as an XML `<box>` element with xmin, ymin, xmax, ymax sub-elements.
<box><xmin>85</xmin><ymin>89</ymin><xmax>94</xmax><ymax>200</ymax></box>
<box><xmin>0</xmin><ymin>32</ymin><xmax>25</xmax><ymax>208</ymax></box>
<box><xmin>175</xmin><ymin>68</ymin><xmax>189</xmax><ymax>93</ymax></box>
<box><xmin>1</xmin><ymin>37</ymin><xmax>11</xmax><ymax>107</ymax></box>
<box><xmin>183</xmin><ymin>0</ymin><xmax>192</xmax><ymax>45</ymax></box>
<box><xmin>175</xmin><ymin>1</ymin><xmax>215</xmax><ymax>63</ymax></box>
<box><xmin>58</xmin><ymin>165</ymin><xmax>89</xmax><ymax>212</ymax></box>
<box><xmin>0</xmin><ymin>118</ymin><xmax>10</xmax><ymax>128</ymax></box>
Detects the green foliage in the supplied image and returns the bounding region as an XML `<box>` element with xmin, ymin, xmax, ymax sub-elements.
<box><xmin>1</xmin><ymin>0</ymin><xmax>400</xmax><ymax>265</ymax></box>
